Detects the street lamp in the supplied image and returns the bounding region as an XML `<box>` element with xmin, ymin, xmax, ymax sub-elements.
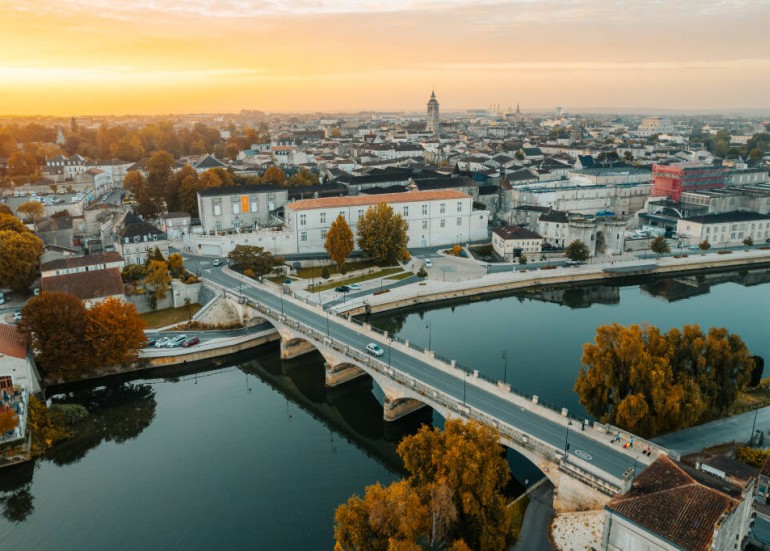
<box><xmin>750</xmin><ymin>408</ymin><xmax>759</xmax><ymax>445</ymax></box>
<box><xmin>502</xmin><ymin>349</ymin><xmax>508</xmax><ymax>384</ymax></box>
<box><xmin>425</xmin><ymin>319</ymin><xmax>432</xmax><ymax>350</ymax></box>
<box><xmin>564</xmin><ymin>426</ymin><xmax>570</xmax><ymax>459</ymax></box>
<box><xmin>326</xmin><ymin>310</ymin><xmax>330</xmax><ymax>338</ymax></box>
<box><xmin>388</xmin><ymin>337</ymin><xmax>393</xmax><ymax>368</ymax></box>
<box><xmin>280</xmin><ymin>285</ymin><xmax>285</xmax><ymax>315</ymax></box>
<box><xmin>462</xmin><ymin>370</ymin><xmax>467</xmax><ymax>406</ymax></box>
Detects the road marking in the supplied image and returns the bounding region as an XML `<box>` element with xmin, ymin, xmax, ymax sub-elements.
<box><xmin>574</xmin><ymin>450</ymin><xmax>592</xmax><ymax>461</ymax></box>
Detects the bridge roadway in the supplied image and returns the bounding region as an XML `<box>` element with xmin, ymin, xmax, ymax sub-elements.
<box><xmin>205</xmin><ymin>267</ymin><xmax>654</xmax><ymax>488</ymax></box>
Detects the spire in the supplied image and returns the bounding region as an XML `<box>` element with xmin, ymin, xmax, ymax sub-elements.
<box><xmin>430</xmin><ymin>90</ymin><xmax>436</xmax><ymax>99</ymax></box>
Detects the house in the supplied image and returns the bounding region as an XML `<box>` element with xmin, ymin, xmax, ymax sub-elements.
<box><xmin>0</xmin><ymin>324</ymin><xmax>40</xmax><ymax>394</ymax></box>
<box><xmin>196</xmin><ymin>184</ymin><xmax>288</xmax><ymax>234</ymax></box>
<box><xmin>41</xmin><ymin>267</ymin><xmax>125</xmax><ymax>308</ymax></box>
<box><xmin>161</xmin><ymin>212</ymin><xmax>192</xmax><ymax>240</ymax></box>
<box><xmin>192</xmin><ymin>154</ymin><xmax>228</xmax><ymax>174</ymax></box>
<box><xmin>36</xmin><ymin>215</ymin><xmax>74</xmax><ymax>248</ymax></box>
<box><xmin>492</xmin><ymin>226</ymin><xmax>543</xmax><ymax>261</ymax></box>
<box><xmin>114</xmin><ymin>212</ymin><xmax>169</xmax><ymax>265</ymax></box>
<box><xmin>676</xmin><ymin>211</ymin><xmax>770</xmax><ymax>248</ymax></box>
<box><xmin>40</xmin><ymin>251</ymin><xmax>124</xmax><ymax>278</ymax></box>
<box><xmin>602</xmin><ymin>456</ymin><xmax>754</xmax><ymax>551</ymax></box>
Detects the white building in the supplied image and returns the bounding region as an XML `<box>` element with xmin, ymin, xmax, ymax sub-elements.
<box><xmin>635</xmin><ymin>117</ymin><xmax>675</xmax><ymax>138</ymax></box>
<box><xmin>197</xmin><ymin>184</ymin><xmax>289</xmax><ymax>234</ymax></box>
<box><xmin>284</xmin><ymin>190</ymin><xmax>488</xmax><ymax>254</ymax></box>
<box><xmin>537</xmin><ymin>210</ymin><xmax>626</xmax><ymax>255</ymax></box>
<box><xmin>676</xmin><ymin>211</ymin><xmax>770</xmax><ymax>248</ymax></box>
<box><xmin>492</xmin><ymin>226</ymin><xmax>543</xmax><ymax>261</ymax></box>
<box><xmin>113</xmin><ymin>212</ymin><xmax>169</xmax><ymax>265</ymax></box>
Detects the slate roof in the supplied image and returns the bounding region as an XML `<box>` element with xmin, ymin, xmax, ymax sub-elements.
<box><xmin>287</xmin><ymin>190</ymin><xmax>470</xmax><ymax>211</ymax></box>
<box><xmin>606</xmin><ymin>456</ymin><xmax>739</xmax><ymax>551</ymax></box>
<box><xmin>41</xmin><ymin>252</ymin><xmax>123</xmax><ymax>272</ymax></box>
<box><xmin>539</xmin><ymin>210</ymin><xmax>570</xmax><ymax>223</ymax></box>
<box><xmin>682</xmin><ymin>211</ymin><xmax>770</xmax><ymax>224</ymax></box>
<box><xmin>493</xmin><ymin>226</ymin><xmax>542</xmax><ymax>240</ymax></box>
<box><xmin>118</xmin><ymin>212</ymin><xmax>166</xmax><ymax>240</ymax></box>
<box><xmin>0</xmin><ymin>324</ymin><xmax>27</xmax><ymax>360</ymax></box>
<box><xmin>41</xmin><ymin>267</ymin><xmax>125</xmax><ymax>301</ymax></box>
<box><xmin>193</xmin><ymin>154</ymin><xmax>227</xmax><ymax>170</ymax></box>
<box><xmin>197</xmin><ymin>183</ymin><xmax>286</xmax><ymax>197</ymax></box>
<box><xmin>36</xmin><ymin>216</ymin><xmax>73</xmax><ymax>232</ymax></box>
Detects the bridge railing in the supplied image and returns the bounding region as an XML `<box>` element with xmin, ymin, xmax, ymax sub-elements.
<box><xmin>237</xmin><ymin>293</ymin><xmax>627</xmax><ymax>494</ymax></box>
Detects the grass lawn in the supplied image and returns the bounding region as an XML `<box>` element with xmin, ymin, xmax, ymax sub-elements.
<box><xmin>141</xmin><ymin>304</ymin><xmax>202</xmax><ymax>329</ymax></box>
<box><xmin>508</xmin><ymin>495</ymin><xmax>530</xmax><ymax>542</ymax></box>
<box><xmin>385</xmin><ymin>272</ymin><xmax>414</xmax><ymax>281</ymax></box>
<box><xmin>728</xmin><ymin>377</ymin><xmax>770</xmax><ymax>416</ymax></box>
<box><xmin>297</xmin><ymin>259</ymin><xmax>382</xmax><ymax>279</ymax></box>
<box><xmin>306</xmin><ymin>267</ymin><xmax>405</xmax><ymax>292</ymax></box>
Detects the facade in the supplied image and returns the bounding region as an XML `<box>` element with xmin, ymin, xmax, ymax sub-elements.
<box><xmin>197</xmin><ymin>184</ymin><xmax>288</xmax><ymax>233</ymax></box>
<box><xmin>650</xmin><ymin>163</ymin><xmax>728</xmax><ymax>201</ymax></box>
<box><xmin>426</xmin><ymin>91</ymin><xmax>440</xmax><ymax>136</ymax></box>
<box><xmin>602</xmin><ymin>456</ymin><xmax>754</xmax><ymax>551</ymax></box>
<box><xmin>114</xmin><ymin>212</ymin><xmax>169</xmax><ymax>265</ymax></box>
<box><xmin>537</xmin><ymin>210</ymin><xmax>626</xmax><ymax>255</ymax></box>
<box><xmin>40</xmin><ymin>251</ymin><xmax>124</xmax><ymax>278</ymax></box>
<box><xmin>635</xmin><ymin>117</ymin><xmax>674</xmax><ymax>138</ymax></box>
<box><xmin>676</xmin><ymin>211</ymin><xmax>770</xmax><ymax>247</ymax></box>
<box><xmin>41</xmin><ymin>267</ymin><xmax>125</xmax><ymax>308</ymax></box>
<box><xmin>161</xmin><ymin>212</ymin><xmax>192</xmax><ymax>240</ymax></box>
<box><xmin>285</xmin><ymin>190</ymin><xmax>488</xmax><ymax>254</ymax></box>
<box><xmin>492</xmin><ymin>226</ymin><xmax>543</xmax><ymax>261</ymax></box>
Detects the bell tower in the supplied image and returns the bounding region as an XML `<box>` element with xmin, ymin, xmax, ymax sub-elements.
<box><xmin>426</xmin><ymin>91</ymin><xmax>440</xmax><ymax>137</ymax></box>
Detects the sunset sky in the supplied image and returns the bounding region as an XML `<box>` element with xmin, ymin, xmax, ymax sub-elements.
<box><xmin>1</xmin><ymin>0</ymin><xmax>769</xmax><ymax>116</ymax></box>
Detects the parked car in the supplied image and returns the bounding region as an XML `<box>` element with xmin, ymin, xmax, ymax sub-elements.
<box><xmin>182</xmin><ymin>337</ymin><xmax>200</xmax><ymax>348</ymax></box>
<box><xmin>688</xmin><ymin>245</ymin><xmax>700</xmax><ymax>250</ymax></box>
<box><xmin>335</xmin><ymin>285</ymin><xmax>350</xmax><ymax>293</ymax></box>
<box><xmin>565</xmin><ymin>259</ymin><xmax>583</xmax><ymax>265</ymax></box>
<box><xmin>348</xmin><ymin>283</ymin><xmax>361</xmax><ymax>291</ymax></box>
<box><xmin>166</xmin><ymin>335</ymin><xmax>188</xmax><ymax>348</ymax></box>
<box><xmin>13</xmin><ymin>310</ymin><xmax>22</xmax><ymax>321</ymax></box>
<box><xmin>424</xmin><ymin>258</ymin><xmax>432</xmax><ymax>268</ymax></box>
<box><xmin>154</xmin><ymin>337</ymin><xmax>170</xmax><ymax>348</ymax></box>
<box><xmin>365</xmin><ymin>343</ymin><xmax>384</xmax><ymax>357</ymax></box>
<box><xmin>212</xmin><ymin>259</ymin><xmax>223</xmax><ymax>266</ymax></box>
<box><xmin>0</xmin><ymin>291</ymin><xmax>5</xmax><ymax>304</ymax></box>
<box><xmin>145</xmin><ymin>338</ymin><xmax>157</xmax><ymax>348</ymax></box>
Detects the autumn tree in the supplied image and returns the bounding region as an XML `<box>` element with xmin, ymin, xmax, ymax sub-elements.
<box><xmin>356</xmin><ymin>203</ymin><xmax>409</xmax><ymax>265</ymax></box>
<box><xmin>287</xmin><ymin>168</ymin><xmax>319</xmax><ymax>187</ymax></box>
<box><xmin>335</xmin><ymin>420</ymin><xmax>511</xmax><ymax>551</ymax></box>
<box><xmin>699</xmin><ymin>239</ymin><xmax>711</xmax><ymax>252</ymax></box>
<box><xmin>0</xmin><ymin>205</ymin><xmax>12</xmax><ymax>216</ymax></box>
<box><xmin>0</xmin><ymin>212</ymin><xmax>28</xmax><ymax>233</ymax></box>
<box><xmin>16</xmin><ymin>201</ymin><xmax>45</xmax><ymax>224</ymax></box>
<box><xmin>262</xmin><ymin>166</ymin><xmax>286</xmax><ymax>185</ymax></box>
<box><xmin>574</xmin><ymin>323</ymin><xmax>755</xmax><ymax>437</ymax></box>
<box><xmin>19</xmin><ymin>292</ymin><xmax>91</xmax><ymax>381</ymax></box>
<box><xmin>168</xmin><ymin>253</ymin><xmax>185</xmax><ymax>278</ymax></box>
<box><xmin>650</xmin><ymin>235</ymin><xmax>670</xmax><ymax>257</ymax></box>
<box><xmin>227</xmin><ymin>245</ymin><xmax>284</xmax><ymax>278</ymax></box>
<box><xmin>0</xmin><ymin>406</ymin><xmax>18</xmax><ymax>434</ymax></box>
<box><xmin>564</xmin><ymin>240</ymin><xmax>590</xmax><ymax>263</ymax></box>
<box><xmin>144</xmin><ymin>260</ymin><xmax>171</xmax><ymax>307</ymax></box>
<box><xmin>122</xmin><ymin>170</ymin><xmax>146</xmax><ymax>196</ymax></box>
<box><xmin>8</xmin><ymin>151</ymin><xmax>38</xmax><ymax>179</ymax></box>
<box><xmin>176</xmin><ymin>165</ymin><xmax>202</xmax><ymax>215</ymax></box>
<box><xmin>86</xmin><ymin>297</ymin><xmax>147</xmax><ymax>367</ymax></box>
<box><xmin>0</xmin><ymin>229</ymin><xmax>44</xmax><ymax>292</ymax></box>
<box><xmin>325</xmin><ymin>214</ymin><xmax>354</xmax><ymax>269</ymax></box>
<box><xmin>199</xmin><ymin>169</ymin><xmax>223</xmax><ymax>189</ymax></box>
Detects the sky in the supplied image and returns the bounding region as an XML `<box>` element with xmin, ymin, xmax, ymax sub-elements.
<box><xmin>1</xmin><ymin>0</ymin><xmax>770</xmax><ymax>116</ymax></box>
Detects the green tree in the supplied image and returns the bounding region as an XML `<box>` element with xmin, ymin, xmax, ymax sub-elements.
<box><xmin>650</xmin><ymin>235</ymin><xmax>670</xmax><ymax>257</ymax></box>
<box><xmin>325</xmin><ymin>214</ymin><xmax>354</xmax><ymax>270</ymax></box>
<box><xmin>0</xmin><ymin>230</ymin><xmax>44</xmax><ymax>291</ymax></box>
<box><xmin>121</xmin><ymin>263</ymin><xmax>147</xmax><ymax>283</ymax></box>
<box><xmin>743</xmin><ymin>236</ymin><xmax>754</xmax><ymax>247</ymax></box>
<box><xmin>16</xmin><ymin>201</ymin><xmax>45</xmax><ymax>224</ymax></box>
<box><xmin>19</xmin><ymin>292</ymin><xmax>91</xmax><ymax>381</ymax></box>
<box><xmin>356</xmin><ymin>203</ymin><xmax>409</xmax><ymax>265</ymax></box>
<box><xmin>518</xmin><ymin>254</ymin><xmax>527</xmax><ymax>265</ymax></box>
<box><xmin>227</xmin><ymin>245</ymin><xmax>284</xmax><ymax>278</ymax></box>
<box><xmin>564</xmin><ymin>240</ymin><xmax>590</xmax><ymax>263</ymax></box>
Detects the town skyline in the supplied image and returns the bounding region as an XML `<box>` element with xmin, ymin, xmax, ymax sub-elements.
<box><xmin>2</xmin><ymin>0</ymin><xmax>770</xmax><ymax>116</ymax></box>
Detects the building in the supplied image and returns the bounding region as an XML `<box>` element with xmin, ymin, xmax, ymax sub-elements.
<box><xmin>161</xmin><ymin>212</ymin><xmax>192</xmax><ymax>240</ymax></box>
<box><xmin>636</xmin><ymin>117</ymin><xmax>675</xmax><ymax>138</ymax></box>
<box><xmin>650</xmin><ymin>163</ymin><xmax>728</xmax><ymax>201</ymax></box>
<box><xmin>41</xmin><ymin>267</ymin><xmax>125</xmax><ymax>308</ymax></box>
<box><xmin>197</xmin><ymin>184</ymin><xmax>288</xmax><ymax>234</ymax></box>
<box><xmin>36</xmin><ymin>216</ymin><xmax>74</xmax><ymax>248</ymax></box>
<box><xmin>537</xmin><ymin>210</ymin><xmax>626</xmax><ymax>255</ymax></box>
<box><xmin>284</xmin><ymin>190</ymin><xmax>488</xmax><ymax>254</ymax></box>
<box><xmin>492</xmin><ymin>226</ymin><xmax>543</xmax><ymax>261</ymax></box>
<box><xmin>40</xmin><ymin>251</ymin><xmax>124</xmax><ymax>278</ymax></box>
<box><xmin>0</xmin><ymin>324</ymin><xmax>39</xmax><ymax>395</ymax></box>
<box><xmin>676</xmin><ymin>211</ymin><xmax>770</xmax><ymax>247</ymax></box>
<box><xmin>602</xmin><ymin>456</ymin><xmax>754</xmax><ymax>551</ymax></box>
<box><xmin>426</xmin><ymin>91</ymin><xmax>440</xmax><ymax>136</ymax></box>
<box><xmin>114</xmin><ymin>212</ymin><xmax>169</xmax><ymax>265</ymax></box>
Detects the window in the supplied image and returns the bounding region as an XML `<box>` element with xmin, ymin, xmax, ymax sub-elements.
<box><xmin>457</xmin><ymin>217</ymin><xmax>462</xmax><ymax>226</ymax></box>
<box><xmin>232</xmin><ymin>202</ymin><xmax>240</xmax><ymax>214</ymax></box>
<box><xmin>456</xmin><ymin>202</ymin><xmax>462</xmax><ymax>213</ymax></box>
<box><xmin>440</xmin><ymin>203</ymin><xmax>446</xmax><ymax>214</ymax></box>
<box><xmin>440</xmin><ymin>219</ymin><xmax>446</xmax><ymax>228</ymax></box>
<box><xmin>300</xmin><ymin>231</ymin><xmax>307</xmax><ymax>242</ymax></box>
<box><xmin>251</xmin><ymin>199</ymin><xmax>258</xmax><ymax>212</ymax></box>
<box><xmin>422</xmin><ymin>220</ymin><xmax>428</xmax><ymax>230</ymax></box>
<box><xmin>403</xmin><ymin>206</ymin><xmax>409</xmax><ymax>217</ymax></box>
<box><xmin>320</xmin><ymin>212</ymin><xmax>326</xmax><ymax>224</ymax></box>
<box><xmin>321</xmin><ymin>229</ymin><xmax>328</xmax><ymax>239</ymax></box>
<box><xmin>214</xmin><ymin>204</ymin><xmax>222</xmax><ymax>216</ymax></box>
<box><xmin>300</xmin><ymin>214</ymin><xmax>307</xmax><ymax>226</ymax></box>
<box><xmin>422</xmin><ymin>204</ymin><xmax>428</xmax><ymax>216</ymax></box>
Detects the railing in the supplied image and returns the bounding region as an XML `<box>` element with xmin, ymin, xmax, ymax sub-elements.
<box><xmin>234</xmin><ymin>291</ymin><xmax>626</xmax><ymax>494</ymax></box>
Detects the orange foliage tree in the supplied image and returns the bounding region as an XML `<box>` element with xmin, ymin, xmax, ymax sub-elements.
<box><xmin>86</xmin><ymin>297</ymin><xmax>147</xmax><ymax>368</ymax></box>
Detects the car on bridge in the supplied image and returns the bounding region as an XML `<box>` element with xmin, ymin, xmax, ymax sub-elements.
<box><xmin>348</xmin><ymin>283</ymin><xmax>361</xmax><ymax>291</ymax></box>
<box><xmin>365</xmin><ymin>343</ymin><xmax>384</xmax><ymax>357</ymax></box>
<box><xmin>182</xmin><ymin>337</ymin><xmax>200</xmax><ymax>348</ymax></box>
<box><xmin>212</xmin><ymin>259</ymin><xmax>223</xmax><ymax>267</ymax></box>
<box><xmin>166</xmin><ymin>335</ymin><xmax>188</xmax><ymax>348</ymax></box>
<box><xmin>335</xmin><ymin>285</ymin><xmax>350</xmax><ymax>293</ymax></box>
<box><xmin>154</xmin><ymin>337</ymin><xmax>171</xmax><ymax>348</ymax></box>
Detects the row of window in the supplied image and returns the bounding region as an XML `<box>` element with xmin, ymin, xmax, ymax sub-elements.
<box><xmin>298</xmin><ymin>203</ymin><xmax>466</xmax><ymax>227</ymax></box>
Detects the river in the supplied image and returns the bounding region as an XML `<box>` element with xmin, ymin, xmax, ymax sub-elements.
<box><xmin>0</xmin><ymin>268</ymin><xmax>768</xmax><ymax>550</ymax></box>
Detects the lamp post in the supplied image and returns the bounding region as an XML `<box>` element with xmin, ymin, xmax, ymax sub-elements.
<box><xmin>388</xmin><ymin>337</ymin><xmax>393</xmax><ymax>368</ymax></box>
<box><xmin>326</xmin><ymin>310</ymin><xmax>330</xmax><ymax>338</ymax></box>
<box><xmin>564</xmin><ymin>426</ymin><xmax>570</xmax><ymax>459</ymax></box>
<box><xmin>502</xmin><ymin>349</ymin><xmax>508</xmax><ymax>384</ymax></box>
<box><xmin>425</xmin><ymin>319</ymin><xmax>432</xmax><ymax>350</ymax></box>
<box><xmin>280</xmin><ymin>285</ymin><xmax>285</xmax><ymax>315</ymax></box>
<box><xmin>462</xmin><ymin>370</ymin><xmax>467</xmax><ymax>406</ymax></box>
<box><xmin>750</xmin><ymin>407</ymin><xmax>759</xmax><ymax>445</ymax></box>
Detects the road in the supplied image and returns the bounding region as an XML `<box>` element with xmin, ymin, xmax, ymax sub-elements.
<box><xmin>203</xmin><ymin>266</ymin><xmax>650</xmax><ymax>483</ymax></box>
<box><xmin>511</xmin><ymin>481</ymin><xmax>555</xmax><ymax>551</ymax></box>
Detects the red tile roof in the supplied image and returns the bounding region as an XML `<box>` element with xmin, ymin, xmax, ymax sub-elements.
<box><xmin>0</xmin><ymin>325</ymin><xmax>27</xmax><ymax>360</ymax></box>
<box><xmin>606</xmin><ymin>456</ymin><xmax>739</xmax><ymax>551</ymax></box>
<box><xmin>41</xmin><ymin>267</ymin><xmax>125</xmax><ymax>301</ymax></box>
<box><xmin>286</xmin><ymin>190</ymin><xmax>470</xmax><ymax>211</ymax></box>
<box><xmin>41</xmin><ymin>252</ymin><xmax>123</xmax><ymax>272</ymax></box>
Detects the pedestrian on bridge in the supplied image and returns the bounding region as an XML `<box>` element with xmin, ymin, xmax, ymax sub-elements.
<box><xmin>612</xmin><ymin>432</ymin><xmax>621</xmax><ymax>444</ymax></box>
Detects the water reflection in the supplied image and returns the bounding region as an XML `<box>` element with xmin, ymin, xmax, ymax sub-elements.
<box><xmin>0</xmin><ymin>463</ymin><xmax>34</xmax><ymax>523</ymax></box>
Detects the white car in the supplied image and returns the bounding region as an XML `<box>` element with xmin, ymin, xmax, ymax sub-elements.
<box><xmin>212</xmin><ymin>259</ymin><xmax>223</xmax><ymax>267</ymax></box>
<box><xmin>365</xmin><ymin>343</ymin><xmax>384</xmax><ymax>357</ymax></box>
<box><xmin>424</xmin><ymin>258</ymin><xmax>432</xmax><ymax>268</ymax></box>
<box><xmin>348</xmin><ymin>283</ymin><xmax>361</xmax><ymax>291</ymax></box>
<box><xmin>154</xmin><ymin>337</ymin><xmax>170</xmax><ymax>348</ymax></box>
<box><xmin>166</xmin><ymin>334</ymin><xmax>188</xmax><ymax>348</ymax></box>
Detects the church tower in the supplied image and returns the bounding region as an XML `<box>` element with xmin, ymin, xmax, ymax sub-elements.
<box><xmin>426</xmin><ymin>91</ymin><xmax>440</xmax><ymax>137</ymax></box>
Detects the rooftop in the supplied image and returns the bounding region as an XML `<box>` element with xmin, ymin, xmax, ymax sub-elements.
<box><xmin>0</xmin><ymin>325</ymin><xmax>27</xmax><ymax>360</ymax></box>
<box><xmin>493</xmin><ymin>226</ymin><xmax>542</xmax><ymax>240</ymax></box>
<box><xmin>41</xmin><ymin>267</ymin><xmax>125</xmax><ymax>301</ymax></box>
<box><xmin>287</xmin><ymin>190</ymin><xmax>470</xmax><ymax>211</ymax></box>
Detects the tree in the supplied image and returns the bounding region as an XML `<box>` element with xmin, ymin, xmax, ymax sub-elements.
<box><xmin>518</xmin><ymin>254</ymin><xmax>527</xmax><ymax>265</ymax></box>
<box><xmin>227</xmin><ymin>245</ymin><xmax>284</xmax><ymax>278</ymax></box>
<box><xmin>287</xmin><ymin>168</ymin><xmax>319</xmax><ymax>187</ymax></box>
<box><xmin>0</xmin><ymin>212</ymin><xmax>28</xmax><ymax>233</ymax></box>
<box><xmin>0</xmin><ymin>406</ymin><xmax>18</xmax><ymax>434</ymax></box>
<box><xmin>8</xmin><ymin>151</ymin><xmax>38</xmax><ymax>179</ymax></box>
<box><xmin>743</xmin><ymin>236</ymin><xmax>754</xmax><ymax>247</ymax></box>
<box><xmin>225</xmin><ymin>143</ymin><xmax>240</xmax><ymax>161</ymax></box>
<box><xmin>121</xmin><ymin>263</ymin><xmax>147</xmax><ymax>283</ymax></box>
<box><xmin>262</xmin><ymin>166</ymin><xmax>286</xmax><ymax>185</ymax></box>
<box><xmin>335</xmin><ymin>420</ymin><xmax>511</xmax><ymax>551</ymax></box>
<box><xmin>168</xmin><ymin>253</ymin><xmax>185</xmax><ymax>278</ymax></box>
<box><xmin>16</xmin><ymin>201</ymin><xmax>45</xmax><ymax>224</ymax></box>
<box><xmin>199</xmin><ymin>170</ymin><xmax>223</xmax><ymax>189</ymax></box>
<box><xmin>0</xmin><ymin>205</ymin><xmax>12</xmax><ymax>216</ymax></box>
<box><xmin>357</xmin><ymin>203</ymin><xmax>409</xmax><ymax>265</ymax></box>
<box><xmin>123</xmin><ymin>170</ymin><xmax>146</xmax><ymax>196</ymax></box>
<box><xmin>86</xmin><ymin>298</ymin><xmax>147</xmax><ymax>367</ymax></box>
<box><xmin>564</xmin><ymin>240</ymin><xmax>590</xmax><ymax>263</ymax></box>
<box><xmin>699</xmin><ymin>239</ymin><xmax>711</xmax><ymax>252</ymax></box>
<box><xmin>0</xmin><ymin>230</ymin><xmax>44</xmax><ymax>292</ymax></box>
<box><xmin>574</xmin><ymin>323</ymin><xmax>755</xmax><ymax>437</ymax></box>
<box><xmin>144</xmin><ymin>260</ymin><xmax>171</xmax><ymax>306</ymax></box>
<box><xmin>650</xmin><ymin>235</ymin><xmax>670</xmax><ymax>257</ymax></box>
<box><xmin>325</xmin><ymin>214</ymin><xmax>354</xmax><ymax>270</ymax></box>
<box><xmin>417</xmin><ymin>266</ymin><xmax>427</xmax><ymax>279</ymax></box>
<box><xmin>19</xmin><ymin>292</ymin><xmax>91</xmax><ymax>381</ymax></box>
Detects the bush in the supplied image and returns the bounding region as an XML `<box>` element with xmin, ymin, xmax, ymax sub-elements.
<box><xmin>417</xmin><ymin>267</ymin><xmax>427</xmax><ymax>279</ymax></box>
<box><xmin>452</xmin><ymin>244</ymin><xmax>462</xmax><ymax>256</ymax></box>
<box><xmin>717</xmin><ymin>250</ymin><xmax>733</xmax><ymax>255</ymax></box>
<box><xmin>736</xmin><ymin>446</ymin><xmax>770</xmax><ymax>467</ymax></box>
<box><xmin>49</xmin><ymin>403</ymin><xmax>89</xmax><ymax>425</ymax></box>
<box><xmin>340</xmin><ymin>264</ymin><xmax>348</xmax><ymax>275</ymax></box>
<box><xmin>321</xmin><ymin>266</ymin><xmax>330</xmax><ymax>279</ymax></box>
